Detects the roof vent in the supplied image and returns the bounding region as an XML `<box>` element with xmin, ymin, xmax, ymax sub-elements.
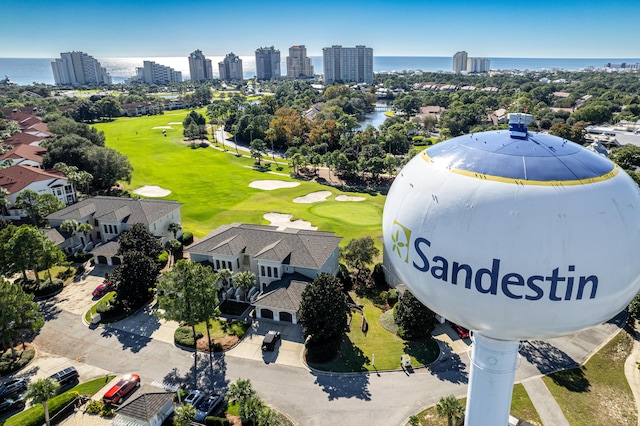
<box><xmin>508</xmin><ymin>113</ymin><xmax>533</xmax><ymax>140</ymax></box>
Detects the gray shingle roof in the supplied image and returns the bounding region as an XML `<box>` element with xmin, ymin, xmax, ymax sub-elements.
<box><xmin>187</xmin><ymin>223</ymin><xmax>341</xmax><ymax>269</ymax></box>
<box><xmin>46</xmin><ymin>196</ymin><xmax>181</xmax><ymax>226</ymax></box>
<box><xmin>253</xmin><ymin>273</ymin><xmax>311</xmax><ymax>311</ymax></box>
<box><xmin>116</xmin><ymin>391</ymin><xmax>173</xmax><ymax>422</ymax></box>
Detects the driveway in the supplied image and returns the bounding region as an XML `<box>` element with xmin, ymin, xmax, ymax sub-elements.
<box><xmin>52</xmin><ymin>264</ymin><xmax>114</xmax><ymax>316</ymax></box>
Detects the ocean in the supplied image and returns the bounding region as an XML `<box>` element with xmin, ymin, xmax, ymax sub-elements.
<box><xmin>1</xmin><ymin>56</ymin><xmax>639</xmax><ymax>86</ymax></box>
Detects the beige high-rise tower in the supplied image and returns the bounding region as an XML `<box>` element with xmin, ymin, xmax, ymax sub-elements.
<box><xmin>286</xmin><ymin>45</ymin><xmax>314</xmax><ymax>79</ymax></box>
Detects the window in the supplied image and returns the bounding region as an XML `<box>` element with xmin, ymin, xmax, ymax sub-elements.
<box><xmin>261</xmin><ymin>266</ymin><xmax>265</xmax><ymax>276</ymax></box>
<box><xmin>216</xmin><ymin>259</ymin><xmax>220</xmax><ymax>270</ymax></box>
<box><xmin>267</xmin><ymin>267</ymin><xmax>272</xmax><ymax>278</ymax></box>
<box><xmin>274</xmin><ymin>268</ymin><xmax>279</xmax><ymax>278</ymax></box>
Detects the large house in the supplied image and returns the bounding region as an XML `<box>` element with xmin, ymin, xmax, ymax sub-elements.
<box><xmin>0</xmin><ymin>165</ymin><xmax>76</xmax><ymax>218</ymax></box>
<box><xmin>46</xmin><ymin>196</ymin><xmax>182</xmax><ymax>264</ymax></box>
<box><xmin>0</xmin><ymin>144</ymin><xmax>47</xmax><ymax>168</ymax></box>
<box><xmin>187</xmin><ymin>223</ymin><xmax>342</xmax><ymax>323</ymax></box>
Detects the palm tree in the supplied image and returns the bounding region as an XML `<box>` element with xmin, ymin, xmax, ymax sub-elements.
<box><xmin>77</xmin><ymin>223</ymin><xmax>93</xmax><ymax>246</ymax></box>
<box><xmin>168</xmin><ymin>222</ymin><xmax>182</xmax><ymax>240</ymax></box>
<box><xmin>436</xmin><ymin>394</ymin><xmax>465</xmax><ymax>426</ymax></box>
<box><xmin>165</xmin><ymin>239</ymin><xmax>182</xmax><ymax>267</ymax></box>
<box><xmin>231</xmin><ymin>271</ymin><xmax>256</xmax><ymax>301</ymax></box>
<box><xmin>217</xmin><ymin>268</ymin><xmax>232</xmax><ymax>289</ymax></box>
<box><xmin>228</xmin><ymin>378</ymin><xmax>258</xmax><ymax>423</ymax></box>
<box><xmin>24</xmin><ymin>378</ymin><xmax>60</xmax><ymax>426</ymax></box>
<box><xmin>173</xmin><ymin>403</ymin><xmax>196</xmax><ymax>426</ymax></box>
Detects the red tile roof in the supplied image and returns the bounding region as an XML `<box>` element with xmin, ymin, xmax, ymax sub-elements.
<box><xmin>0</xmin><ymin>144</ymin><xmax>47</xmax><ymax>165</ymax></box>
<box><xmin>0</xmin><ymin>165</ymin><xmax>66</xmax><ymax>194</ymax></box>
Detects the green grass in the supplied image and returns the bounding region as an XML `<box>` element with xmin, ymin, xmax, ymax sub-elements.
<box><xmin>542</xmin><ymin>328</ymin><xmax>636</xmax><ymax>426</ymax></box>
<box><xmin>93</xmin><ymin>111</ymin><xmax>386</xmax><ymax>246</ymax></box>
<box><xmin>308</xmin><ymin>293</ymin><xmax>439</xmax><ymax>372</ymax></box>
<box><xmin>84</xmin><ymin>291</ymin><xmax>116</xmax><ymax>323</ymax></box>
<box><xmin>2</xmin><ymin>375</ymin><xmax>115</xmax><ymax>426</ymax></box>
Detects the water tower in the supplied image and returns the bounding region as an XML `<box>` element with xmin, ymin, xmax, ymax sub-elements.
<box><xmin>382</xmin><ymin>114</ymin><xmax>640</xmax><ymax>425</ymax></box>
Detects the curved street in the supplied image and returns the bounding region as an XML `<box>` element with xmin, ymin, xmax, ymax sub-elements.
<box><xmin>21</xmin><ymin>264</ymin><xmax>633</xmax><ymax>426</ymax></box>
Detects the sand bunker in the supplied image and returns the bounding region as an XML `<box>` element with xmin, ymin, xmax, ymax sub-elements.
<box><xmin>264</xmin><ymin>213</ymin><xmax>317</xmax><ymax>230</ymax></box>
<box><xmin>293</xmin><ymin>191</ymin><xmax>332</xmax><ymax>204</ymax></box>
<box><xmin>336</xmin><ymin>194</ymin><xmax>365</xmax><ymax>202</ymax></box>
<box><xmin>132</xmin><ymin>185</ymin><xmax>171</xmax><ymax>197</ymax></box>
<box><xmin>168</xmin><ymin>122</ymin><xmax>182</xmax><ymax>125</ymax></box>
<box><xmin>152</xmin><ymin>126</ymin><xmax>172</xmax><ymax>129</ymax></box>
<box><xmin>249</xmin><ymin>180</ymin><xmax>300</xmax><ymax>190</ymax></box>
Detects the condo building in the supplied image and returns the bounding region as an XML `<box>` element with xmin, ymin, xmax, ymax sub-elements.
<box><xmin>255</xmin><ymin>46</ymin><xmax>281</xmax><ymax>80</ymax></box>
<box><xmin>467</xmin><ymin>57</ymin><xmax>491</xmax><ymax>73</ymax></box>
<box><xmin>135</xmin><ymin>61</ymin><xmax>182</xmax><ymax>85</ymax></box>
<box><xmin>453</xmin><ymin>51</ymin><xmax>468</xmax><ymax>73</ymax></box>
<box><xmin>322</xmin><ymin>45</ymin><xmax>373</xmax><ymax>84</ymax></box>
<box><xmin>219</xmin><ymin>53</ymin><xmax>244</xmax><ymax>81</ymax></box>
<box><xmin>188</xmin><ymin>49</ymin><xmax>213</xmax><ymax>81</ymax></box>
<box><xmin>286</xmin><ymin>45</ymin><xmax>315</xmax><ymax>79</ymax></box>
<box><xmin>51</xmin><ymin>51</ymin><xmax>111</xmax><ymax>85</ymax></box>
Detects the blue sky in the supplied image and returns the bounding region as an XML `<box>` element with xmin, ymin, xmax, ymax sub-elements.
<box><xmin>1</xmin><ymin>0</ymin><xmax>639</xmax><ymax>58</ymax></box>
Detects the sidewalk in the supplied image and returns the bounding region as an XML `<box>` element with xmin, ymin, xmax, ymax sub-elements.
<box><xmin>522</xmin><ymin>377</ymin><xmax>570</xmax><ymax>426</ymax></box>
<box><xmin>624</xmin><ymin>322</ymin><xmax>640</xmax><ymax>426</ymax></box>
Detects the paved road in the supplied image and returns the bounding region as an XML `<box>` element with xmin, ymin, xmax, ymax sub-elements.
<box><xmin>30</xmin><ymin>301</ymin><xmax>626</xmax><ymax>426</ymax></box>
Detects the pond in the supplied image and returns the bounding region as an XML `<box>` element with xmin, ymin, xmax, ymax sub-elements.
<box><xmin>358</xmin><ymin>101</ymin><xmax>391</xmax><ymax>130</ymax></box>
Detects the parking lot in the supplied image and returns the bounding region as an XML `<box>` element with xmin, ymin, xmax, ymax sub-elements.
<box><xmin>52</xmin><ymin>264</ymin><xmax>114</xmax><ymax>316</ymax></box>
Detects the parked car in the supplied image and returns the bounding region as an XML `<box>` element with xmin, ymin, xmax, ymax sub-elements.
<box><xmin>184</xmin><ymin>389</ymin><xmax>205</xmax><ymax>408</ymax></box>
<box><xmin>261</xmin><ymin>330</ymin><xmax>281</xmax><ymax>352</ymax></box>
<box><xmin>49</xmin><ymin>366</ymin><xmax>79</xmax><ymax>388</ymax></box>
<box><xmin>103</xmin><ymin>374</ymin><xmax>140</xmax><ymax>404</ymax></box>
<box><xmin>0</xmin><ymin>396</ymin><xmax>24</xmax><ymax>416</ymax></box>
<box><xmin>194</xmin><ymin>394</ymin><xmax>224</xmax><ymax>422</ymax></box>
<box><xmin>92</xmin><ymin>281</ymin><xmax>114</xmax><ymax>298</ymax></box>
<box><xmin>0</xmin><ymin>378</ymin><xmax>27</xmax><ymax>400</ymax></box>
<box><xmin>454</xmin><ymin>324</ymin><xmax>470</xmax><ymax>339</ymax></box>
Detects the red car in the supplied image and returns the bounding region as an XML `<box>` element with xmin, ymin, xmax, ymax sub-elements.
<box><xmin>103</xmin><ymin>374</ymin><xmax>140</xmax><ymax>404</ymax></box>
<box><xmin>92</xmin><ymin>281</ymin><xmax>114</xmax><ymax>298</ymax></box>
<box><xmin>454</xmin><ymin>324</ymin><xmax>470</xmax><ymax>339</ymax></box>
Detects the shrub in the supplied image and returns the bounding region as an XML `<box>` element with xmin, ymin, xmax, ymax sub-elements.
<box><xmin>157</xmin><ymin>251</ymin><xmax>169</xmax><ymax>266</ymax></box>
<box><xmin>95</xmin><ymin>300</ymin><xmax>112</xmax><ymax>314</ymax></box>
<box><xmin>181</xmin><ymin>231</ymin><xmax>193</xmax><ymax>246</ymax></box>
<box><xmin>305</xmin><ymin>337</ymin><xmax>340</xmax><ymax>363</ymax></box>
<box><xmin>372</xmin><ymin>263</ymin><xmax>388</xmax><ymax>289</ymax></box>
<box><xmin>85</xmin><ymin>400</ymin><xmax>103</xmax><ymax>414</ymax></box>
<box><xmin>212</xmin><ymin>342</ymin><xmax>223</xmax><ymax>352</ymax></box>
<box><xmin>387</xmin><ymin>289</ymin><xmax>399</xmax><ymax>306</ymax></box>
<box><xmin>32</xmin><ymin>278</ymin><xmax>63</xmax><ymax>297</ymax></box>
<box><xmin>175</xmin><ymin>326</ymin><xmax>203</xmax><ymax>347</ymax></box>
<box><xmin>56</xmin><ymin>267</ymin><xmax>75</xmax><ymax>281</ymax></box>
<box><xmin>204</xmin><ymin>417</ymin><xmax>230</xmax><ymax>426</ymax></box>
<box><xmin>0</xmin><ymin>348</ymin><xmax>35</xmax><ymax>376</ymax></box>
<box><xmin>227</xmin><ymin>320</ymin><xmax>249</xmax><ymax>338</ymax></box>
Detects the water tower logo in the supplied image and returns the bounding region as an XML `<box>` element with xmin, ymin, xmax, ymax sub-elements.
<box><xmin>390</xmin><ymin>220</ymin><xmax>412</xmax><ymax>263</ymax></box>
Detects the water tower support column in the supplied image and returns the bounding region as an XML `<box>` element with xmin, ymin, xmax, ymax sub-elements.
<box><xmin>465</xmin><ymin>333</ymin><xmax>519</xmax><ymax>426</ymax></box>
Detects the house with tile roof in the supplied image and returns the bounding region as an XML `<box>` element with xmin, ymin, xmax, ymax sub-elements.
<box><xmin>46</xmin><ymin>196</ymin><xmax>182</xmax><ymax>262</ymax></box>
<box><xmin>0</xmin><ymin>165</ymin><xmax>76</xmax><ymax>218</ymax></box>
<box><xmin>187</xmin><ymin>223</ymin><xmax>341</xmax><ymax>323</ymax></box>
<box><xmin>0</xmin><ymin>144</ymin><xmax>47</xmax><ymax>168</ymax></box>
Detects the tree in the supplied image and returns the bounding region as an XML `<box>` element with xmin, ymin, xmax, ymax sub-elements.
<box><xmin>436</xmin><ymin>394</ymin><xmax>465</xmax><ymax>426</ymax></box>
<box><xmin>37</xmin><ymin>194</ymin><xmax>65</xmax><ymax>220</ymax></box>
<box><xmin>610</xmin><ymin>144</ymin><xmax>640</xmax><ymax>170</ymax></box>
<box><xmin>24</xmin><ymin>378</ymin><xmax>60</xmax><ymax>426</ymax></box>
<box><xmin>249</xmin><ymin>139</ymin><xmax>267</xmax><ymax>165</ymax></box>
<box><xmin>0</xmin><ymin>277</ymin><xmax>44</xmax><ymax>360</ymax></box>
<box><xmin>173</xmin><ymin>403</ymin><xmax>196</xmax><ymax>426</ymax></box>
<box><xmin>183</xmin><ymin>111</ymin><xmax>207</xmax><ymax>140</ymax></box>
<box><xmin>299</xmin><ymin>273</ymin><xmax>350</xmax><ymax>360</ymax></box>
<box><xmin>6</xmin><ymin>225</ymin><xmax>46</xmax><ymax>285</ymax></box>
<box><xmin>394</xmin><ymin>290</ymin><xmax>437</xmax><ymax>340</ymax></box>
<box><xmin>96</xmin><ymin>97</ymin><xmax>122</xmax><ymax>120</ymax></box>
<box><xmin>117</xmin><ymin>223</ymin><xmax>163</xmax><ymax>259</ymax></box>
<box><xmin>340</xmin><ymin>236</ymin><xmax>380</xmax><ymax>286</ymax></box>
<box><xmin>38</xmin><ymin>237</ymin><xmax>66</xmax><ymax>282</ymax></box>
<box><xmin>165</xmin><ymin>239</ymin><xmax>182</xmax><ymax>267</ymax></box>
<box><xmin>111</xmin><ymin>250</ymin><xmax>158</xmax><ymax>310</ymax></box>
<box><xmin>14</xmin><ymin>189</ymin><xmax>40</xmax><ymax>225</ymax></box>
<box><xmin>168</xmin><ymin>222</ymin><xmax>182</xmax><ymax>239</ymax></box>
<box><xmin>85</xmin><ymin>146</ymin><xmax>132</xmax><ymax>190</ymax></box>
<box><xmin>231</xmin><ymin>270</ymin><xmax>256</xmax><ymax>301</ymax></box>
<box><xmin>227</xmin><ymin>378</ymin><xmax>261</xmax><ymax>425</ymax></box>
<box><xmin>629</xmin><ymin>291</ymin><xmax>640</xmax><ymax>320</ymax></box>
<box><xmin>0</xmin><ymin>187</ymin><xmax>9</xmax><ymax>217</ymax></box>
<box><xmin>157</xmin><ymin>260</ymin><xmax>219</xmax><ymax>384</ymax></box>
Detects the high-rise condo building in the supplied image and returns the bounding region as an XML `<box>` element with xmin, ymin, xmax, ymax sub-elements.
<box><xmin>255</xmin><ymin>46</ymin><xmax>281</xmax><ymax>80</ymax></box>
<box><xmin>188</xmin><ymin>49</ymin><xmax>213</xmax><ymax>81</ymax></box>
<box><xmin>286</xmin><ymin>45</ymin><xmax>314</xmax><ymax>79</ymax></box>
<box><xmin>218</xmin><ymin>53</ymin><xmax>243</xmax><ymax>81</ymax></box>
<box><xmin>51</xmin><ymin>51</ymin><xmax>111</xmax><ymax>85</ymax></box>
<box><xmin>467</xmin><ymin>57</ymin><xmax>491</xmax><ymax>73</ymax></box>
<box><xmin>453</xmin><ymin>51</ymin><xmax>468</xmax><ymax>73</ymax></box>
<box><xmin>135</xmin><ymin>61</ymin><xmax>182</xmax><ymax>84</ymax></box>
<box><xmin>322</xmin><ymin>45</ymin><xmax>373</xmax><ymax>84</ymax></box>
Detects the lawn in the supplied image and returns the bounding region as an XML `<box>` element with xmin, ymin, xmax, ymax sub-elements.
<box><xmin>307</xmin><ymin>293</ymin><xmax>440</xmax><ymax>372</ymax></box>
<box><xmin>542</xmin><ymin>327</ymin><xmax>637</xmax><ymax>425</ymax></box>
<box><xmin>93</xmin><ymin>110</ymin><xmax>385</xmax><ymax>246</ymax></box>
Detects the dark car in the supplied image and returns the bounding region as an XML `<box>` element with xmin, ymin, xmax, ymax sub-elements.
<box><xmin>92</xmin><ymin>281</ymin><xmax>114</xmax><ymax>298</ymax></box>
<box><xmin>454</xmin><ymin>324</ymin><xmax>470</xmax><ymax>339</ymax></box>
<box><xmin>261</xmin><ymin>330</ymin><xmax>281</xmax><ymax>352</ymax></box>
<box><xmin>103</xmin><ymin>374</ymin><xmax>139</xmax><ymax>404</ymax></box>
<box><xmin>0</xmin><ymin>378</ymin><xmax>27</xmax><ymax>400</ymax></box>
<box><xmin>49</xmin><ymin>366</ymin><xmax>79</xmax><ymax>388</ymax></box>
<box><xmin>194</xmin><ymin>394</ymin><xmax>224</xmax><ymax>421</ymax></box>
<box><xmin>0</xmin><ymin>396</ymin><xmax>25</xmax><ymax>416</ymax></box>
<box><xmin>184</xmin><ymin>389</ymin><xmax>205</xmax><ymax>408</ymax></box>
